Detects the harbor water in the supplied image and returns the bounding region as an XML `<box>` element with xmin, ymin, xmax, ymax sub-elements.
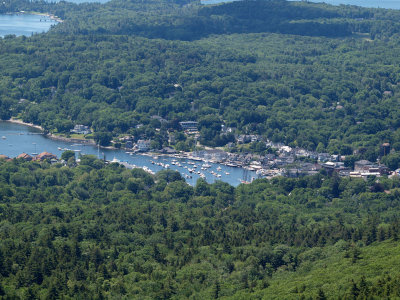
<box><xmin>0</xmin><ymin>121</ymin><xmax>258</xmax><ymax>187</ymax></box>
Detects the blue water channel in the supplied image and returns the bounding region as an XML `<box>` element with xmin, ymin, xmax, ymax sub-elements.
<box><xmin>0</xmin><ymin>121</ymin><xmax>257</xmax><ymax>186</ymax></box>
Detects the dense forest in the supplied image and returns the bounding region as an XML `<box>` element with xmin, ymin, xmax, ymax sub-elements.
<box><xmin>1</xmin><ymin>0</ymin><xmax>400</xmax><ymax>154</ymax></box>
<box><xmin>2</xmin><ymin>1</ymin><xmax>400</xmax><ymax>298</ymax></box>
<box><xmin>1</xmin><ymin>157</ymin><xmax>400</xmax><ymax>298</ymax></box>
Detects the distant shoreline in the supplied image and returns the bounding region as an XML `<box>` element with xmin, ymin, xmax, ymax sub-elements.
<box><xmin>19</xmin><ymin>11</ymin><xmax>63</xmax><ymax>23</ymax></box>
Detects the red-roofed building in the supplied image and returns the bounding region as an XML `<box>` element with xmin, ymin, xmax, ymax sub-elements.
<box><xmin>35</xmin><ymin>152</ymin><xmax>57</xmax><ymax>161</ymax></box>
<box><xmin>17</xmin><ymin>153</ymin><xmax>33</xmax><ymax>161</ymax></box>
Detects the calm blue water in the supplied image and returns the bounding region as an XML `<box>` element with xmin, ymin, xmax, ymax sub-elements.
<box><xmin>0</xmin><ymin>0</ymin><xmax>110</xmax><ymax>37</ymax></box>
<box><xmin>202</xmin><ymin>0</ymin><xmax>400</xmax><ymax>9</ymax></box>
<box><xmin>0</xmin><ymin>121</ymin><xmax>257</xmax><ymax>187</ymax></box>
<box><xmin>0</xmin><ymin>14</ymin><xmax>57</xmax><ymax>37</ymax></box>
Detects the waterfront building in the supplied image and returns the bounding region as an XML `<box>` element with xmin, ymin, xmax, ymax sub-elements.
<box><xmin>70</xmin><ymin>124</ymin><xmax>91</xmax><ymax>135</ymax></box>
<box><xmin>179</xmin><ymin>121</ymin><xmax>198</xmax><ymax>132</ymax></box>
<box><xmin>137</xmin><ymin>140</ymin><xmax>151</xmax><ymax>152</ymax></box>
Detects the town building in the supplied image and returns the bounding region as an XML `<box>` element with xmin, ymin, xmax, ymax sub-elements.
<box><xmin>168</xmin><ymin>133</ymin><xmax>176</xmax><ymax>145</ymax></box>
<box><xmin>381</xmin><ymin>143</ymin><xmax>390</xmax><ymax>156</ymax></box>
<box><xmin>137</xmin><ymin>140</ymin><xmax>151</xmax><ymax>152</ymax></box>
<box><xmin>35</xmin><ymin>152</ymin><xmax>57</xmax><ymax>161</ymax></box>
<box><xmin>193</xmin><ymin>149</ymin><xmax>228</xmax><ymax>162</ymax></box>
<box><xmin>70</xmin><ymin>124</ymin><xmax>91</xmax><ymax>135</ymax></box>
<box><xmin>125</xmin><ymin>141</ymin><xmax>133</xmax><ymax>149</ymax></box>
<box><xmin>179</xmin><ymin>121</ymin><xmax>198</xmax><ymax>132</ymax></box>
<box><xmin>17</xmin><ymin>153</ymin><xmax>33</xmax><ymax>161</ymax></box>
<box><xmin>353</xmin><ymin>160</ymin><xmax>390</xmax><ymax>177</ymax></box>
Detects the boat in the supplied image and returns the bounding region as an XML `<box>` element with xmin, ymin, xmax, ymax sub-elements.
<box><xmin>217</xmin><ymin>166</ymin><xmax>222</xmax><ymax>171</ymax></box>
<box><xmin>1</xmin><ymin>136</ymin><xmax>6</xmax><ymax>139</ymax></box>
<box><xmin>111</xmin><ymin>157</ymin><xmax>120</xmax><ymax>163</ymax></box>
<box><xmin>142</xmin><ymin>166</ymin><xmax>155</xmax><ymax>175</ymax></box>
<box><xmin>225</xmin><ymin>172</ymin><xmax>230</xmax><ymax>175</ymax></box>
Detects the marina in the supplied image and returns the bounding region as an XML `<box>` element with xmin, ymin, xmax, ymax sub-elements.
<box><xmin>0</xmin><ymin>121</ymin><xmax>258</xmax><ymax>186</ymax></box>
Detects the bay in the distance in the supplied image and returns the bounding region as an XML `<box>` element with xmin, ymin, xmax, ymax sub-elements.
<box><xmin>0</xmin><ymin>14</ymin><xmax>57</xmax><ymax>37</ymax></box>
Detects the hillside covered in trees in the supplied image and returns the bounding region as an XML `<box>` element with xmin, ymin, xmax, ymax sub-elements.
<box><xmin>1</xmin><ymin>157</ymin><xmax>400</xmax><ymax>298</ymax></box>
<box><xmin>1</xmin><ymin>0</ymin><xmax>400</xmax><ymax>156</ymax></box>
<box><xmin>2</xmin><ymin>1</ymin><xmax>400</xmax><ymax>298</ymax></box>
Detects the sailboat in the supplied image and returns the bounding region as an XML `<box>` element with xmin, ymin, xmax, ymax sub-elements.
<box><xmin>32</xmin><ymin>143</ymin><xmax>38</xmax><ymax>155</ymax></box>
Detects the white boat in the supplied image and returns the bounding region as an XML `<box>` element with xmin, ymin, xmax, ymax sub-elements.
<box><xmin>1</xmin><ymin>136</ymin><xmax>6</xmax><ymax>140</ymax></box>
<box><xmin>143</xmin><ymin>166</ymin><xmax>155</xmax><ymax>175</ymax></box>
<box><xmin>225</xmin><ymin>172</ymin><xmax>230</xmax><ymax>175</ymax></box>
<box><xmin>217</xmin><ymin>166</ymin><xmax>222</xmax><ymax>171</ymax></box>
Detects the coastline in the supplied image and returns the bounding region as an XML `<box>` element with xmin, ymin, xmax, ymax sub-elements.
<box><xmin>7</xmin><ymin>118</ymin><xmax>44</xmax><ymax>131</ymax></box>
<box><xmin>6</xmin><ymin>118</ymin><xmax>96</xmax><ymax>145</ymax></box>
<box><xmin>20</xmin><ymin>11</ymin><xmax>63</xmax><ymax>23</ymax></box>
<box><xmin>47</xmin><ymin>133</ymin><xmax>96</xmax><ymax>145</ymax></box>
<box><xmin>4</xmin><ymin>119</ymin><xmax>236</xmax><ymax>166</ymax></box>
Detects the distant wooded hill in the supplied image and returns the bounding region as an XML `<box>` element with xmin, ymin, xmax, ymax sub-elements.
<box><xmin>1</xmin><ymin>0</ymin><xmax>400</xmax><ymax>163</ymax></box>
